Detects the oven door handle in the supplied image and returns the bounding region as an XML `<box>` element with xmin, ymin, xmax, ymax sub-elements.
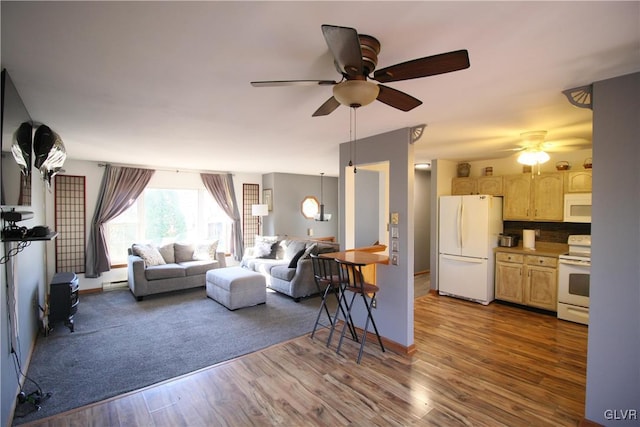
<box><xmin>559</xmin><ymin>259</ymin><xmax>591</xmax><ymax>267</ymax></box>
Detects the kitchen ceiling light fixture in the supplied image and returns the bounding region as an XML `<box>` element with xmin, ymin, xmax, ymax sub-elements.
<box><xmin>314</xmin><ymin>173</ymin><xmax>332</xmax><ymax>222</ymax></box>
<box><xmin>414</xmin><ymin>162</ymin><xmax>431</xmax><ymax>170</ymax></box>
<box><xmin>517</xmin><ymin>130</ymin><xmax>550</xmax><ymax>175</ymax></box>
<box><xmin>517</xmin><ymin>149</ymin><xmax>550</xmax><ymax>166</ymax></box>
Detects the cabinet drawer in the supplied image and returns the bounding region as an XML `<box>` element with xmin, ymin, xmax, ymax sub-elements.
<box><xmin>525</xmin><ymin>255</ymin><xmax>557</xmax><ymax>268</ymax></box>
<box><xmin>496</xmin><ymin>252</ymin><xmax>524</xmax><ymax>263</ymax></box>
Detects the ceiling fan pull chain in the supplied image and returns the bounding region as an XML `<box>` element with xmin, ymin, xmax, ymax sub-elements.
<box><xmin>349</xmin><ymin>107</ymin><xmax>353</xmax><ymax>167</ymax></box>
<box><xmin>353</xmin><ymin>107</ymin><xmax>358</xmax><ymax>173</ymax></box>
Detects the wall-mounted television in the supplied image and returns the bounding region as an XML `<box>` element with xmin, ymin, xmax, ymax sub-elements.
<box><xmin>1</xmin><ymin>69</ymin><xmax>33</xmax><ymax>208</ymax></box>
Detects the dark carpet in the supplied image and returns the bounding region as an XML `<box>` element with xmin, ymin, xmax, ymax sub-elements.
<box><xmin>15</xmin><ymin>286</ymin><xmax>326</xmax><ymax>425</ymax></box>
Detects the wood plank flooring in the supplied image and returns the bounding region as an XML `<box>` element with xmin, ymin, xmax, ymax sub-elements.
<box><xmin>19</xmin><ymin>291</ymin><xmax>588</xmax><ymax>427</ymax></box>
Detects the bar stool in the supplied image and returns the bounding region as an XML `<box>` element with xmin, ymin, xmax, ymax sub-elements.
<box><xmin>310</xmin><ymin>254</ymin><xmax>358</xmax><ymax>342</ymax></box>
<box><xmin>334</xmin><ymin>259</ymin><xmax>385</xmax><ymax>364</ymax></box>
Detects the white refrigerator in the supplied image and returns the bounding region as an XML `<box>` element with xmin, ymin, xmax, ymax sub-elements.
<box><xmin>438</xmin><ymin>195</ymin><xmax>503</xmax><ymax>305</ymax></box>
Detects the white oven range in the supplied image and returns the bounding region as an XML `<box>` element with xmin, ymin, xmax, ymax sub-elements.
<box><xmin>557</xmin><ymin>235</ymin><xmax>591</xmax><ymax>325</ymax></box>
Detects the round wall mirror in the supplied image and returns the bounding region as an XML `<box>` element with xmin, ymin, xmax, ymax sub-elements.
<box><xmin>301</xmin><ymin>196</ymin><xmax>319</xmax><ymax>219</ymax></box>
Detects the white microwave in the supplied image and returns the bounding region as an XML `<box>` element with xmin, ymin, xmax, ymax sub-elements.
<box><xmin>564</xmin><ymin>193</ymin><xmax>592</xmax><ymax>223</ymax></box>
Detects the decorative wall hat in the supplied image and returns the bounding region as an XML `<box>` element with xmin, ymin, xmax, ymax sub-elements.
<box><xmin>34</xmin><ymin>124</ymin><xmax>66</xmax><ymax>186</ymax></box>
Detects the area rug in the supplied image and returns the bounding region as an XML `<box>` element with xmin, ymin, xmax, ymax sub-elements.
<box><xmin>14</xmin><ymin>286</ymin><xmax>327</xmax><ymax>425</ymax></box>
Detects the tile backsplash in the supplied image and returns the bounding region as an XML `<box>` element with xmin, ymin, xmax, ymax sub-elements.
<box><xmin>503</xmin><ymin>221</ymin><xmax>591</xmax><ymax>244</ymax></box>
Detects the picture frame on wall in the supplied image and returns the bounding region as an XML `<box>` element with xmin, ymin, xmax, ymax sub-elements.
<box><xmin>263</xmin><ymin>188</ymin><xmax>273</xmax><ymax>211</ymax></box>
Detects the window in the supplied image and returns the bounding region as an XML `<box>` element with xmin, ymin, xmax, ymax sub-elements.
<box><xmin>106</xmin><ymin>188</ymin><xmax>232</xmax><ymax>266</ymax></box>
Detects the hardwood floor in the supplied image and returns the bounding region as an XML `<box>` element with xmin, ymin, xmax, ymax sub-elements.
<box><xmin>19</xmin><ymin>291</ymin><xmax>588</xmax><ymax>427</ymax></box>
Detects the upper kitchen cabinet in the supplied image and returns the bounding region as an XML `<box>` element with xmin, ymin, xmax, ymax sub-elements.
<box><xmin>564</xmin><ymin>170</ymin><xmax>592</xmax><ymax>193</ymax></box>
<box><xmin>478</xmin><ymin>176</ymin><xmax>503</xmax><ymax>196</ymax></box>
<box><xmin>503</xmin><ymin>173</ymin><xmax>564</xmax><ymax>221</ymax></box>
<box><xmin>451</xmin><ymin>176</ymin><xmax>503</xmax><ymax>196</ymax></box>
<box><xmin>451</xmin><ymin>177</ymin><xmax>477</xmax><ymax>195</ymax></box>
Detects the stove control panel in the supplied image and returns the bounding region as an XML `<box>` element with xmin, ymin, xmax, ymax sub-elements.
<box><xmin>567</xmin><ymin>235</ymin><xmax>591</xmax><ymax>247</ymax></box>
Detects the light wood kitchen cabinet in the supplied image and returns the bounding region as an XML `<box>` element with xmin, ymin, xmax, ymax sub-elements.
<box><xmin>478</xmin><ymin>176</ymin><xmax>503</xmax><ymax>195</ymax></box>
<box><xmin>524</xmin><ymin>255</ymin><xmax>558</xmax><ymax>311</ymax></box>
<box><xmin>495</xmin><ymin>252</ymin><xmax>558</xmax><ymax>311</ymax></box>
<box><xmin>503</xmin><ymin>173</ymin><xmax>563</xmax><ymax>221</ymax></box>
<box><xmin>451</xmin><ymin>177</ymin><xmax>477</xmax><ymax>195</ymax></box>
<box><xmin>451</xmin><ymin>176</ymin><xmax>503</xmax><ymax>195</ymax></box>
<box><xmin>495</xmin><ymin>252</ymin><xmax>525</xmax><ymax>303</ymax></box>
<box><xmin>564</xmin><ymin>170</ymin><xmax>592</xmax><ymax>193</ymax></box>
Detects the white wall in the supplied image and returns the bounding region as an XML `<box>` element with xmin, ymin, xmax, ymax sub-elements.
<box><xmin>1</xmin><ymin>163</ymin><xmax>48</xmax><ymax>426</ymax></box>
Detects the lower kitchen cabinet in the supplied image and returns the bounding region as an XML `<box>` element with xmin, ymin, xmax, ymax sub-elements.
<box><xmin>495</xmin><ymin>252</ymin><xmax>558</xmax><ymax>311</ymax></box>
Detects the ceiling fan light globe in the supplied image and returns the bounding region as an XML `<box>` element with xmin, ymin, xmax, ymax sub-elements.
<box><xmin>517</xmin><ymin>149</ymin><xmax>550</xmax><ymax>165</ymax></box>
<box><xmin>333</xmin><ymin>80</ymin><xmax>380</xmax><ymax>107</ymax></box>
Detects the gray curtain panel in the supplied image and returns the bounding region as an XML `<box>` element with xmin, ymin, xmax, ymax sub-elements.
<box><xmin>85</xmin><ymin>165</ymin><xmax>155</xmax><ymax>278</ymax></box>
<box><xmin>200</xmin><ymin>173</ymin><xmax>244</xmax><ymax>261</ymax></box>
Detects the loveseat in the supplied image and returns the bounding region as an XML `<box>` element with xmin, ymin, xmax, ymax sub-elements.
<box><xmin>240</xmin><ymin>236</ymin><xmax>339</xmax><ymax>301</ymax></box>
<box><xmin>127</xmin><ymin>241</ymin><xmax>226</xmax><ymax>301</ymax></box>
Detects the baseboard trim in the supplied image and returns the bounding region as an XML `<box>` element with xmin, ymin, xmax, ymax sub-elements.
<box><xmin>337</xmin><ymin>321</ymin><xmax>416</xmax><ymax>357</ymax></box>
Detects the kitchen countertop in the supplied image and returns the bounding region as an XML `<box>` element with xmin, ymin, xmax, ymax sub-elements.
<box><xmin>494</xmin><ymin>241</ymin><xmax>569</xmax><ymax>257</ymax></box>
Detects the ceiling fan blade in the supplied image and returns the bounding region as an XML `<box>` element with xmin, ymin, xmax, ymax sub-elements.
<box><xmin>251</xmin><ymin>80</ymin><xmax>336</xmax><ymax>87</ymax></box>
<box><xmin>374</xmin><ymin>49</ymin><xmax>470</xmax><ymax>83</ymax></box>
<box><xmin>321</xmin><ymin>24</ymin><xmax>363</xmax><ymax>76</ymax></box>
<box><xmin>312</xmin><ymin>96</ymin><xmax>341</xmax><ymax>117</ymax></box>
<box><xmin>376</xmin><ymin>85</ymin><xmax>422</xmax><ymax>112</ymax></box>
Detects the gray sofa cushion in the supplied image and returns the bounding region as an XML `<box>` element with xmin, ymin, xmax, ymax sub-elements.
<box><xmin>271</xmin><ymin>265</ymin><xmax>296</xmax><ymax>282</ymax></box>
<box><xmin>181</xmin><ymin>260</ymin><xmax>219</xmax><ymax>276</ymax></box>
<box><xmin>158</xmin><ymin>243</ymin><xmax>175</xmax><ymax>263</ymax></box>
<box><xmin>174</xmin><ymin>243</ymin><xmax>195</xmax><ymax>263</ymax></box>
<box><xmin>312</xmin><ymin>242</ymin><xmax>340</xmax><ymax>255</ymax></box>
<box><xmin>145</xmin><ymin>264</ymin><xmax>186</xmax><ymax>280</ymax></box>
<box><xmin>132</xmin><ymin>244</ymin><xmax>166</xmax><ymax>266</ymax></box>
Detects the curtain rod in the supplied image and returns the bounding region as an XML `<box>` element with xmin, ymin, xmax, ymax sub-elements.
<box><xmin>97</xmin><ymin>162</ymin><xmax>232</xmax><ymax>175</ymax></box>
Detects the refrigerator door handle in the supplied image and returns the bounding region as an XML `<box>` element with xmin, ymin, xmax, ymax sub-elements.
<box><xmin>441</xmin><ymin>254</ymin><xmax>484</xmax><ymax>263</ymax></box>
<box><xmin>458</xmin><ymin>202</ymin><xmax>463</xmax><ymax>248</ymax></box>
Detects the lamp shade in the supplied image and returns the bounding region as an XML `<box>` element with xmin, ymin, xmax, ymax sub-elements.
<box><xmin>332</xmin><ymin>80</ymin><xmax>380</xmax><ymax>108</ymax></box>
<box><xmin>251</xmin><ymin>204</ymin><xmax>269</xmax><ymax>217</ymax></box>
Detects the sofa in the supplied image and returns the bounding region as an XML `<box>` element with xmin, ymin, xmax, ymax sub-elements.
<box><xmin>127</xmin><ymin>241</ymin><xmax>226</xmax><ymax>301</ymax></box>
<box><xmin>241</xmin><ymin>236</ymin><xmax>339</xmax><ymax>301</ymax></box>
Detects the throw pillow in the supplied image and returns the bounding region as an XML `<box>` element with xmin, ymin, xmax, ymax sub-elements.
<box><xmin>193</xmin><ymin>240</ymin><xmax>219</xmax><ymax>261</ymax></box>
<box><xmin>157</xmin><ymin>243</ymin><xmax>175</xmax><ymax>264</ymax></box>
<box><xmin>255</xmin><ymin>241</ymin><xmax>279</xmax><ymax>259</ymax></box>
<box><xmin>283</xmin><ymin>240</ymin><xmax>307</xmax><ymax>261</ymax></box>
<box><xmin>287</xmin><ymin>248</ymin><xmax>306</xmax><ymax>268</ymax></box>
<box><xmin>253</xmin><ymin>241</ymin><xmax>274</xmax><ymax>258</ymax></box>
<box><xmin>132</xmin><ymin>244</ymin><xmax>166</xmax><ymax>267</ymax></box>
<box><xmin>302</xmin><ymin>243</ymin><xmax>317</xmax><ymax>259</ymax></box>
<box><xmin>174</xmin><ymin>243</ymin><xmax>195</xmax><ymax>263</ymax></box>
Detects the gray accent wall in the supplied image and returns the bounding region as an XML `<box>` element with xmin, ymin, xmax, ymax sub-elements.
<box><xmin>354</xmin><ymin>169</ymin><xmax>380</xmax><ymax>247</ymax></box>
<box><xmin>586</xmin><ymin>71</ymin><xmax>640</xmax><ymax>424</ymax></box>
<box><xmin>339</xmin><ymin>127</ymin><xmax>414</xmax><ymax>347</ymax></box>
<box><xmin>261</xmin><ymin>172</ymin><xmax>338</xmax><ymax>240</ymax></box>
<box><xmin>414</xmin><ymin>168</ymin><xmax>431</xmax><ymax>273</ymax></box>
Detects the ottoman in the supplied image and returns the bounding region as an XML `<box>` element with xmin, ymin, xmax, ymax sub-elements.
<box><xmin>206</xmin><ymin>267</ymin><xmax>266</xmax><ymax>310</ymax></box>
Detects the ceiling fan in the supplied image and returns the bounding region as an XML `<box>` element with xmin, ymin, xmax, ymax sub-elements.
<box><xmin>250</xmin><ymin>24</ymin><xmax>470</xmax><ymax>117</ymax></box>
<box><xmin>503</xmin><ymin>131</ymin><xmax>592</xmax><ymax>154</ymax></box>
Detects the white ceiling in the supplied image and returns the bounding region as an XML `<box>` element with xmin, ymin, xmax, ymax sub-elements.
<box><xmin>2</xmin><ymin>1</ymin><xmax>639</xmax><ymax>176</ymax></box>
